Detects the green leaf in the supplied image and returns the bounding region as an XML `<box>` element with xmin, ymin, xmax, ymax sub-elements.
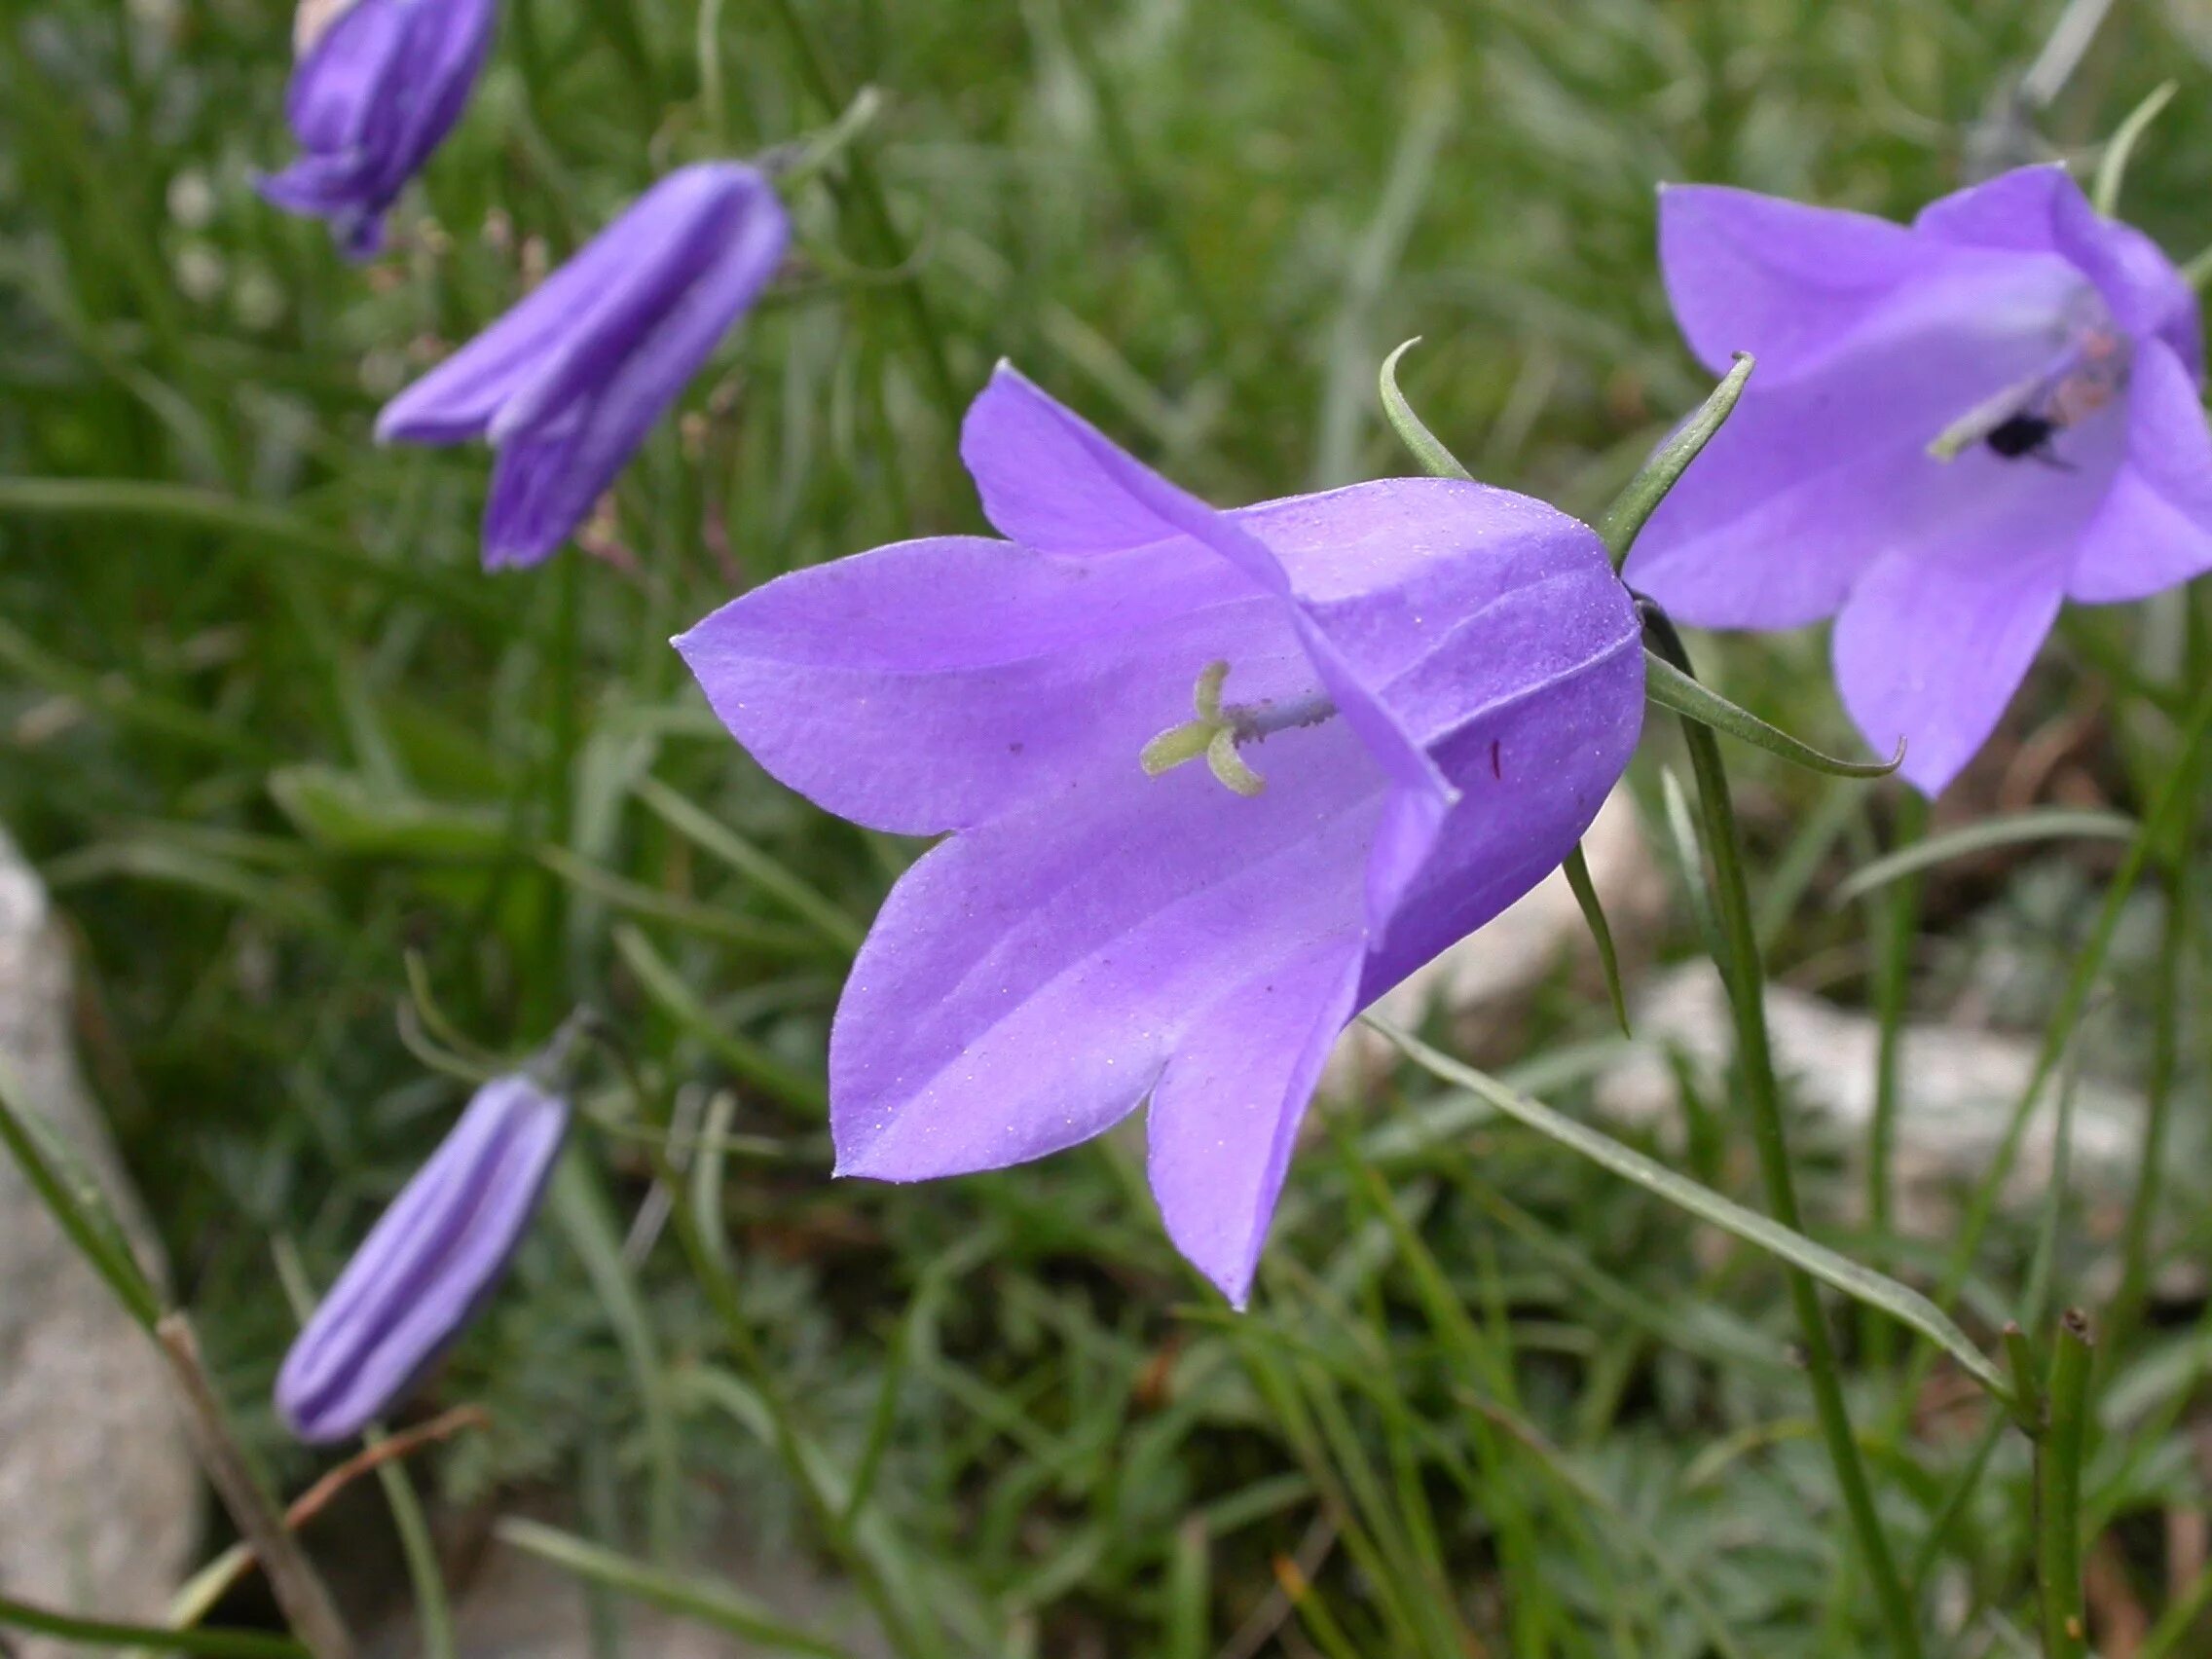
<box><xmin>1832</xmin><ymin>807</ymin><xmax>2136</xmax><ymax>904</ymax></box>
<box><xmin>1377</xmin><ymin>339</ymin><xmax>1474</xmax><ymax>482</ymax></box>
<box><xmin>612</xmin><ymin>924</ymin><xmax>830</xmax><ymax>1114</ymax></box>
<box><xmin>1595</xmin><ymin>354</ymin><xmax>1753</xmax><ymax>562</ymax></box>
<box><xmin>1365</xmin><ymin>1016</ymin><xmax>2012</xmax><ymax>1400</ymax></box>
<box><xmin>1560</xmin><ymin>842</ymin><xmax>1628</xmax><ymax>1036</ymax></box>
<box><xmin>1643</xmin><ymin>649</ymin><xmax>1901</xmax><ymax>777</ymax></box>
<box><xmin>0</xmin><ymin>1061</ymin><xmax>163</xmax><ymax>1329</ymax></box>
<box><xmin>496</xmin><ymin>1520</ymin><xmax>854</xmax><ymax>1658</ymax></box>
<box><xmin>0</xmin><ymin>1594</ymin><xmax>305</xmax><ymax>1658</ymax></box>
<box><xmin>268</xmin><ymin>764</ymin><xmax>510</xmax><ymax>862</ymax></box>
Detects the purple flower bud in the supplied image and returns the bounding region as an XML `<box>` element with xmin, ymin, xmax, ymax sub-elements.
<box><xmin>377</xmin><ymin>163</ymin><xmax>791</xmax><ymax>570</ymax></box>
<box><xmin>257</xmin><ymin>0</ymin><xmax>498</xmax><ymax>260</ymax></box>
<box><xmin>276</xmin><ymin>1074</ymin><xmax>568</xmax><ymax>1444</ymax></box>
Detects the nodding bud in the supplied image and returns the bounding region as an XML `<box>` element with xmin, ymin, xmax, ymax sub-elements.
<box><xmin>276</xmin><ymin>1074</ymin><xmax>570</xmax><ymax>1444</ymax></box>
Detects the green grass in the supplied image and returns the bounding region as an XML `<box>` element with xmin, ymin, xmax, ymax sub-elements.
<box><xmin>4</xmin><ymin>0</ymin><xmax>2210</xmax><ymax>1652</ymax></box>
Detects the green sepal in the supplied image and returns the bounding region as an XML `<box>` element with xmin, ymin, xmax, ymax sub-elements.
<box><xmin>1596</xmin><ymin>354</ymin><xmax>1754</xmax><ymax>564</ymax></box>
<box><xmin>1642</xmin><ymin>648</ymin><xmax>1901</xmax><ymax>778</ymax></box>
<box><xmin>1561</xmin><ymin>842</ymin><xmax>1629</xmax><ymax>1037</ymax></box>
<box><xmin>1378</xmin><ymin>338</ymin><xmax>1475</xmax><ymax>482</ymax></box>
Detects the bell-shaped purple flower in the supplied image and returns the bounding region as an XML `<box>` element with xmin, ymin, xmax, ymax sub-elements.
<box><xmin>675</xmin><ymin>367</ymin><xmax>1643</xmax><ymax>1304</ymax></box>
<box><xmin>1627</xmin><ymin>164</ymin><xmax>2212</xmax><ymax>795</ymax></box>
<box><xmin>276</xmin><ymin>1074</ymin><xmax>568</xmax><ymax>1444</ymax></box>
<box><xmin>377</xmin><ymin>163</ymin><xmax>790</xmax><ymax>571</ymax></box>
<box><xmin>257</xmin><ymin>0</ymin><xmax>498</xmax><ymax>260</ymax></box>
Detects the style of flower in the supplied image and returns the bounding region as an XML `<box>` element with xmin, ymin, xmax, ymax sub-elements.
<box><xmin>675</xmin><ymin>366</ymin><xmax>1643</xmax><ymax>1304</ymax></box>
<box><xmin>376</xmin><ymin>163</ymin><xmax>789</xmax><ymax>570</ymax></box>
<box><xmin>276</xmin><ymin>1074</ymin><xmax>568</xmax><ymax>1443</ymax></box>
<box><xmin>1627</xmin><ymin>164</ymin><xmax>2212</xmax><ymax>795</ymax></box>
<box><xmin>258</xmin><ymin>0</ymin><xmax>498</xmax><ymax>260</ymax></box>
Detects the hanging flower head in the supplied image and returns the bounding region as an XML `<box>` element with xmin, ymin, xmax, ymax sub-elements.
<box><xmin>1626</xmin><ymin>165</ymin><xmax>2210</xmax><ymax>795</ymax></box>
<box><xmin>377</xmin><ymin>163</ymin><xmax>790</xmax><ymax>570</ymax></box>
<box><xmin>276</xmin><ymin>1073</ymin><xmax>568</xmax><ymax>1443</ymax></box>
<box><xmin>676</xmin><ymin>367</ymin><xmax>1643</xmax><ymax>1304</ymax></box>
<box><xmin>258</xmin><ymin>0</ymin><xmax>498</xmax><ymax>260</ymax></box>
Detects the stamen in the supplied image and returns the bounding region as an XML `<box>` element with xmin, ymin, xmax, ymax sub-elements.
<box><xmin>1140</xmin><ymin>660</ymin><xmax>1339</xmax><ymax>796</ymax></box>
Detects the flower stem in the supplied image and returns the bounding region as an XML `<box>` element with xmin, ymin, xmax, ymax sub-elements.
<box><xmin>1641</xmin><ymin>607</ymin><xmax>1923</xmax><ymax>1659</ymax></box>
<box><xmin>1862</xmin><ymin>789</ymin><xmax>1926</xmax><ymax>1369</ymax></box>
<box><xmin>2036</xmin><ymin>1311</ymin><xmax>2094</xmax><ymax>1658</ymax></box>
<box><xmin>752</xmin><ymin>0</ymin><xmax>963</xmax><ymax>429</ymax></box>
<box><xmin>153</xmin><ymin>1315</ymin><xmax>357</xmax><ymax>1659</ymax></box>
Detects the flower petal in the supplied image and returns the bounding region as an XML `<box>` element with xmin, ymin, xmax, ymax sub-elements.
<box><xmin>477</xmin><ymin>173</ymin><xmax>790</xmax><ymax>567</ymax></box>
<box><xmin>1633</xmin><ymin>221</ymin><xmax>2091</xmax><ymax>629</ymax></box>
<box><xmin>284</xmin><ymin>0</ymin><xmax>412</xmax><ymax>151</ymax></box>
<box><xmin>1146</xmin><ymin>940</ymin><xmax>1363</xmax><ymax>1306</ymax></box>
<box><xmin>2069</xmin><ymin>339</ymin><xmax>2212</xmax><ymax>604</ymax></box>
<box><xmin>379</xmin><ymin>166</ymin><xmax>778</xmax><ymax>447</ymax></box>
<box><xmin>830</xmin><ymin>737</ymin><xmax>1386</xmax><ymax>1186</ymax></box>
<box><xmin>1831</xmin><ymin>517</ymin><xmax>2073</xmax><ymax>796</ymax></box>
<box><xmin>1916</xmin><ymin>165</ymin><xmax>2201</xmax><ymax>373</ymax></box>
<box><xmin>276</xmin><ymin>1076</ymin><xmax>568</xmax><ymax>1444</ymax></box>
<box><xmin>674</xmin><ymin>534</ymin><xmax>1280</xmax><ymax>834</ymax></box>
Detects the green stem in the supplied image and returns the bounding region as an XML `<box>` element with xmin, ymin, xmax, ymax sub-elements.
<box><xmin>2112</xmin><ymin>770</ymin><xmax>2198</xmax><ymax>1348</ymax></box>
<box><xmin>754</xmin><ymin>0</ymin><xmax>963</xmax><ymax>428</ymax></box>
<box><xmin>1863</xmin><ymin>791</ymin><xmax>1926</xmax><ymax>1369</ymax></box>
<box><xmin>1641</xmin><ymin>608</ymin><xmax>1922</xmax><ymax>1659</ymax></box>
<box><xmin>2037</xmin><ymin>1312</ymin><xmax>2093</xmax><ymax>1658</ymax></box>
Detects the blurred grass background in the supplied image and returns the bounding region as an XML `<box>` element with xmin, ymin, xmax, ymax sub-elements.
<box><xmin>3</xmin><ymin>0</ymin><xmax>2211</xmax><ymax>1652</ymax></box>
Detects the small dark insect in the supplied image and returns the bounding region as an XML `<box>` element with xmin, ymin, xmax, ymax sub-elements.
<box><xmin>1489</xmin><ymin>738</ymin><xmax>1501</xmax><ymax>779</ymax></box>
<box><xmin>1985</xmin><ymin>411</ymin><xmax>2063</xmax><ymax>463</ymax></box>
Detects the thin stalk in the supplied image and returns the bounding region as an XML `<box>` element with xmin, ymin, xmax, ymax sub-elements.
<box><xmin>1863</xmin><ymin>790</ymin><xmax>1926</xmax><ymax>1369</ymax></box>
<box><xmin>1642</xmin><ymin>608</ymin><xmax>1922</xmax><ymax>1659</ymax></box>
<box><xmin>2112</xmin><ymin>792</ymin><xmax>2194</xmax><ymax>1348</ymax></box>
<box><xmin>753</xmin><ymin>0</ymin><xmax>963</xmax><ymax>427</ymax></box>
<box><xmin>153</xmin><ymin>1316</ymin><xmax>357</xmax><ymax>1659</ymax></box>
<box><xmin>2036</xmin><ymin>1312</ymin><xmax>2093</xmax><ymax>1658</ymax></box>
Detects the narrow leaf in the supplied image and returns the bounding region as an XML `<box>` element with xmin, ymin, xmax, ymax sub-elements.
<box><xmin>2092</xmin><ymin>80</ymin><xmax>2177</xmax><ymax>216</ymax></box>
<box><xmin>1377</xmin><ymin>339</ymin><xmax>1474</xmax><ymax>482</ymax></box>
<box><xmin>1643</xmin><ymin>649</ymin><xmax>1900</xmax><ymax>777</ymax></box>
<box><xmin>0</xmin><ymin>1062</ymin><xmax>163</xmax><ymax>1329</ymax></box>
<box><xmin>1595</xmin><ymin>354</ymin><xmax>1753</xmax><ymax>562</ymax></box>
<box><xmin>1365</xmin><ymin>1017</ymin><xmax>2012</xmax><ymax>1400</ymax></box>
<box><xmin>1560</xmin><ymin>843</ymin><xmax>1628</xmax><ymax>1036</ymax></box>
<box><xmin>496</xmin><ymin>1520</ymin><xmax>853</xmax><ymax>1658</ymax></box>
<box><xmin>0</xmin><ymin>1594</ymin><xmax>305</xmax><ymax>1659</ymax></box>
<box><xmin>1833</xmin><ymin>807</ymin><xmax>2135</xmax><ymax>904</ymax></box>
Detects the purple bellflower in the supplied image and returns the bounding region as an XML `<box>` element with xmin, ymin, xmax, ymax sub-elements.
<box><xmin>676</xmin><ymin>366</ymin><xmax>1643</xmax><ymax>1304</ymax></box>
<box><xmin>258</xmin><ymin>0</ymin><xmax>498</xmax><ymax>260</ymax></box>
<box><xmin>378</xmin><ymin>163</ymin><xmax>790</xmax><ymax>570</ymax></box>
<box><xmin>276</xmin><ymin>1074</ymin><xmax>568</xmax><ymax>1444</ymax></box>
<box><xmin>1627</xmin><ymin>165</ymin><xmax>2212</xmax><ymax>795</ymax></box>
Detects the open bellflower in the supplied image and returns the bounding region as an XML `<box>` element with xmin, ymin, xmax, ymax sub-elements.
<box><xmin>1627</xmin><ymin>165</ymin><xmax>2212</xmax><ymax>795</ymax></box>
<box><xmin>676</xmin><ymin>367</ymin><xmax>1642</xmax><ymax>1304</ymax></box>
<box><xmin>276</xmin><ymin>1075</ymin><xmax>568</xmax><ymax>1443</ymax></box>
<box><xmin>258</xmin><ymin>0</ymin><xmax>497</xmax><ymax>260</ymax></box>
<box><xmin>378</xmin><ymin>163</ymin><xmax>790</xmax><ymax>570</ymax></box>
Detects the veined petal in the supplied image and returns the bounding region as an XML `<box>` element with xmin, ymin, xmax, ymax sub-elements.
<box><xmin>1831</xmin><ymin>511</ymin><xmax>2076</xmax><ymax>796</ymax></box>
<box><xmin>379</xmin><ymin>166</ymin><xmax>778</xmax><ymax>446</ymax></box>
<box><xmin>276</xmin><ymin>1076</ymin><xmax>568</xmax><ymax>1444</ymax></box>
<box><xmin>830</xmin><ymin>734</ymin><xmax>1387</xmax><ymax>1185</ymax></box>
<box><xmin>1147</xmin><ymin>940</ymin><xmax>1363</xmax><ymax>1306</ymax></box>
<box><xmin>1917</xmin><ymin>164</ymin><xmax>2201</xmax><ymax>373</ymax></box>
<box><xmin>2071</xmin><ymin>340</ymin><xmax>2212</xmax><ymax>604</ymax></box>
<box><xmin>674</xmin><ymin>534</ymin><xmax>1279</xmax><ymax>835</ymax></box>
<box><xmin>285</xmin><ymin>0</ymin><xmax>411</xmax><ymax>151</ymax></box>
<box><xmin>477</xmin><ymin>173</ymin><xmax>789</xmax><ymax>567</ymax></box>
<box><xmin>366</xmin><ymin>0</ymin><xmax>497</xmax><ymax>204</ymax></box>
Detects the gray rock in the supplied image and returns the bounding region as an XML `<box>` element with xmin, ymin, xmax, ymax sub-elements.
<box><xmin>1597</xmin><ymin>963</ymin><xmax>2149</xmax><ymax>1222</ymax></box>
<box><xmin>0</xmin><ymin>830</ymin><xmax>198</xmax><ymax>1656</ymax></box>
